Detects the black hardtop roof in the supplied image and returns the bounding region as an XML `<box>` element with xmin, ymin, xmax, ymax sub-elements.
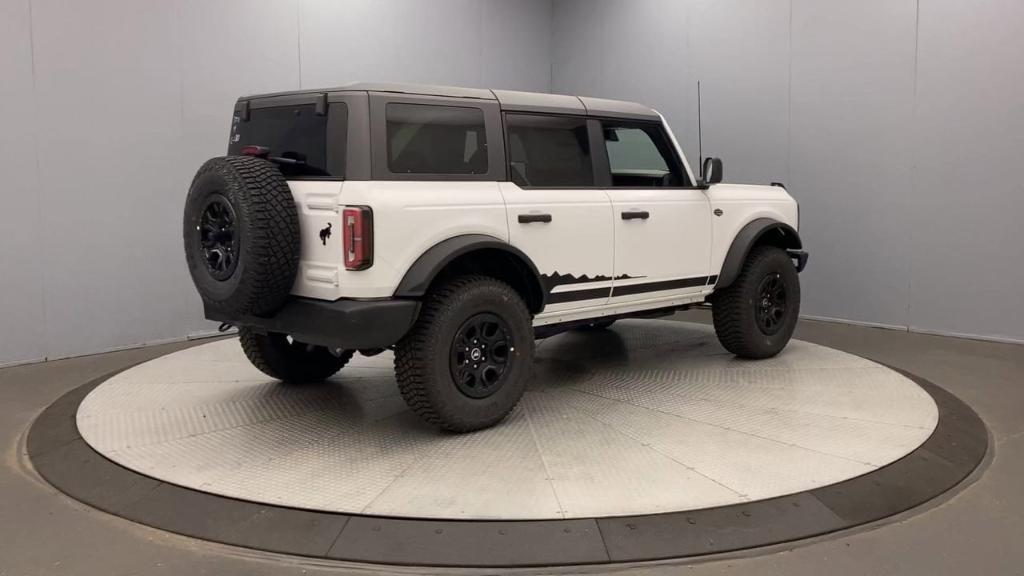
<box><xmin>240</xmin><ymin>81</ymin><xmax>661</xmax><ymax>121</ymax></box>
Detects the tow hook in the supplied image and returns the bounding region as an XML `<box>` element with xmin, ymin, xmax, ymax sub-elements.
<box><xmin>787</xmin><ymin>250</ymin><xmax>809</xmax><ymax>272</ymax></box>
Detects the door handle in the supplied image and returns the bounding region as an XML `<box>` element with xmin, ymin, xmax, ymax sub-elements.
<box><xmin>518</xmin><ymin>213</ymin><xmax>552</xmax><ymax>224</ymax></box>
<box><xmin>621</xmin><ymin>210</ymin><xmax>650</xmax><ymax>220</ymax></box>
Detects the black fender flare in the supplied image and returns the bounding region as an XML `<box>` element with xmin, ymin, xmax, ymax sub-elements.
<box><xmin>716</xmin><ymin>218</ymin><xmax>803</xmax><ymax>289</ymax></box>
<box><xmin>394</xmin><ymin>234</ymin><xmax>546</xmax><ymax>311</ymax></box>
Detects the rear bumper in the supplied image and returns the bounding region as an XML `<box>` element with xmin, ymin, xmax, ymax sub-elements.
<box><xmin>205</xmin><ymin>297</ymin><xmax>420</xmax><ymax>350</ymax></box>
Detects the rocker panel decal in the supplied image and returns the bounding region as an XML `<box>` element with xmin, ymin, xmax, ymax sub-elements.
<box><xmin>540</xmin><ymin>272</ymin><xmax>640</xmax><ymax>293</ymax></box>
<box><xmin>540</xmin><ymin>272</ymin><xmax>713</xmax><ymax>304</ymax></box>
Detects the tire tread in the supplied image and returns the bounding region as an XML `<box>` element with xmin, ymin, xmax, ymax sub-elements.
<box><xmin>239</xmin><ymin>327</ymin><xmax>353</xmax><ymax>383</ymax></box>
<box><xmin>712</xmin><ymin>245</ymin><xmax>800</xmax><ymax>358</ymax></box>
<box><xmin>394</xmin><ymin>275</ymin><xmax>533</xmax><ymax>432</ymax></box>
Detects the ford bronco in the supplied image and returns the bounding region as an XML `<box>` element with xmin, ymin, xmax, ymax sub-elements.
<box><xmin>183</xmin><ymin>82</ymin><xmax>807</xmax><ymax>432</ymax></box>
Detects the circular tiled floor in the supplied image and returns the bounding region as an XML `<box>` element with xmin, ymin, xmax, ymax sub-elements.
<box><xmin>75</xmin><ymin>320</ymin><xmax>938</xmax><ymax>520</ymax></box>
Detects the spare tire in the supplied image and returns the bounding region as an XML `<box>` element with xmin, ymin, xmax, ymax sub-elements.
<box><xmin>183</xmin><ymin>156</ymin><xmax>299</xmax><ymax>317</ymax></box>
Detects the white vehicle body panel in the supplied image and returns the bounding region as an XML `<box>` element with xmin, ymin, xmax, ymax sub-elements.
<box><xmin>606</xmin><ymin>187</ymin><xmax>712</xmax><ymax>303</ymax></box>
<box><xmin>285</xmin><ymin>105</ymin><xmax>798</xmax><ymax>329</ymax></box>
<box><xmin>705</xmin><ymin>184</ymin><xmax>799</xmax><ymax>274</ymax></box>
<box><xmin>498</xmin><ymin>181</ymin><xmax>615</xmax><ymax>312</ymax></box>
<box><xmin>289</xmin><ymin>180</ymin><xmax>507</xmax><ymax>300</ymax></box>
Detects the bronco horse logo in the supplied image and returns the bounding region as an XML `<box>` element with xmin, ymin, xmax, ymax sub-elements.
<box><xmin>319</xmin><ymin>222</ymin><xmax>332</xmax><ymax>246</ymax></box>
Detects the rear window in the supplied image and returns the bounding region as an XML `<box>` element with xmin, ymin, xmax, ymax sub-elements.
<box><xmin>386</xmin><ymin>103</ymin><xmax>487</xmax><ymax>174</ymax></box>
<box><xmin>505</xmin><ymin>114</ymin><xmax>593</xmax><ymax>187</ymax></box>
<box><xmin>228</xmin><ymin>103</ymin><xmax>346</xmax><ymax>177</ymax></box>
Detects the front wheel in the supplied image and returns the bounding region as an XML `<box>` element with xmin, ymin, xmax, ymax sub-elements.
<box><xmin>239</xmin><ymin>328</ymin><xmax>352</xmax><ymax>383</ymax></box>
<box><xmin>711</xmin><ymin>246</ymin><xmax>800</xmax><ymax>359</ymax></box>
<box><xmin>394</xmin><ymin>276</ymin><xmax>534</xmax><ymax>432</ymax></box>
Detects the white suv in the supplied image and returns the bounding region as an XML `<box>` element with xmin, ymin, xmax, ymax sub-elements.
<box><xmin>183</xmin><ymin>82</ymin><xmax>808</xmax><ymax>432</ymax></box>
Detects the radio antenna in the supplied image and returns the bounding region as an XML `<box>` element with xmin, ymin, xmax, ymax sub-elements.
<box><xmin>697</xmin><ymin>80</ymin><xmax>704</xmax><ymax>179</ymax></box>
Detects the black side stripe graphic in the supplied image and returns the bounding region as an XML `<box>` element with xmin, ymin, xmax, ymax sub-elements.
<box><xmin>547</xmin><ymin>287</ymin><xmax>612</xmax><ymax>304</ymax></box>
<box><xmin>546</xmin><ymin>275</ymin><xmax>712</xmax><ymax>303</ymax></box>
<box><xmin>611</xmin><ymin>276</ymin><xmax>710</xmax><ymax>297</ymax></box>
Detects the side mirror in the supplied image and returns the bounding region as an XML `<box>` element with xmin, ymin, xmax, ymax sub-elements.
<box><xmin>702</xmin><ymin>157</ymin><xmax>723</xmax><ymax>185</ymax></box>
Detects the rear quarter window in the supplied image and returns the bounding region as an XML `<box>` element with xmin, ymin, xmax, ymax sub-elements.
<box><xmin>385</xmin><ymin>103</ymin><xmax>487</xmax><ymax>175</ymax></box>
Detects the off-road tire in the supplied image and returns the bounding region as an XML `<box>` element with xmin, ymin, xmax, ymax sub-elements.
<box><xmin>712</xmin><ymin>246</ymin><xmax>800</xmax><ymax>359</ymax></box>
<box><xmin>239</xmin><ymin>327</ymin><xmax>352</xmax><ymax>383</ymax></box>
<box><xmin>183</xmin><ymin>156</ymin><xmax>299</xmax><ymax>317</ymax></box>
<box><xmin>394</xmin><ymin>276</ymin><xmax>535</xmax><ymax>432</ymax></box>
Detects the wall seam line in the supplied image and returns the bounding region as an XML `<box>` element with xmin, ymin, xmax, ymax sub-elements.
<box><xmin>26</xmin><ymin>0</ymin><xmax>50</xmax><ymax>361</ymax></box>
<box><xmin>787</xmin><ymin>0</ymin><xmax>794</xmax><ymax>190</ymax></box>
<box><xmin>296</xmin><ymin>0</ymin><xmax>303</xmax><ymax>89</ymax></box>
<box><xmin>548</xmin><ymin>0</ymin><xmax>555</xmax><ymax>92</ymax></box>
<box><xmin>906</xmin><ymin>0</ymin><xmax>921</xmax><ymax>328</ymax></box>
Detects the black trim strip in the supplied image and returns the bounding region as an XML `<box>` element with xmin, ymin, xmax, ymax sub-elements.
<box><xmin>611</xmin><ymin>276</ymin><xmax>709</xmax><ymax>297</ymax></box>
<box><xmin>547</xmin><ymin>287</ymin><xmax>612</xmax><ymax>304</ymax></box>
<box><xmin>545</xmin><ymin>275</ymin><xmax>714</xmax><ymax>304</ymax></box>
<box><xmin>707</xmin><ymin>275</ymin><xmax>718</xmax><ymax>285</ymax></box>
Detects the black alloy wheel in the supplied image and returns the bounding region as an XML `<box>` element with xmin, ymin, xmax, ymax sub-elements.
<box><xmin>183</xmin><ymin>155</ymin><xmax>299</xmax><ymax>317</ymax></box>
<box><xmin>710</xmin><ymin>245</ymin><xmax>800</xmax><ymax>359</ymax></box>
<box><xmin>394</xmin><ymin>275</ymin><xmax>534</xmax><ymax>432</ymax></box>
<box><xmin>449</xmin><ymin>313</ymin><xmax>513</xmax><ymax>399</ymax></box>
<box><xmin>199</xmin><ymin>194</ymin><xmax>239</xmax><ymax>281</ymax></box>
<box><xmin>755</xmin><ymin>272</ymin><xmax>787</xmax><ymax>335</ymax></box>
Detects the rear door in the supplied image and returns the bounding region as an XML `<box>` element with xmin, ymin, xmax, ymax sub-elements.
<box><xmin>499</xmin><ymin>113</ymin><xmax>614</xmax><ymax>312</ymax></box>
<box><xmin>598</xmin><ymin>120</ymin><xmax>713</xmax><ymax>302</ymax></box>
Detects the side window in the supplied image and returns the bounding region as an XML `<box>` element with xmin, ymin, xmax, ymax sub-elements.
<box><xmin>505</xmin><ymin>114</ymin><xmax>593</xmax><ymax>187</ymax></box>
<box><xmin>386</xmin><ymin>103</ymin><xmax>487</xmax><ymax>174</ymax></box>
<box><xmin>601</xmin><ymin>122</ymin><xmax>686</xmax><ymax>187</ymax></box>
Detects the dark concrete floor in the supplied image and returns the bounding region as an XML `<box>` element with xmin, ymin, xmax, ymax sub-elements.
<box><xmin>1</xmin><ymin>311</ymin><xmax>1021</xmax><ymax>575</ymax></box>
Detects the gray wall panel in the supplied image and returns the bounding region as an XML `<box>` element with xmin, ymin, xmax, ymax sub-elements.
<box><xmin>909</xmin><ymin>0</ymin><xmax>1024</xmax><ymax>341</ymax></box>
<box><xmin>688</xmin><ymin>0</ymin><xmax>790</xmax><ymax>185</ymax></box>
<box><xmin>481</xmin><ymin>0</ymin><xmax>552</xmax><ymax>92</ymax></box>
<box><xmin>551</xmin><ymin>0</ymin><xmax>605</xmax><ymax>98</ymax></box>
<box><xmin>30</xmin><ymin>0</ymin><xmax>188</xmax><ymax>360</ymax></box>
<box><xmin>551</xmin><ymin>0</ymin><xmax>1022</xmax><ymax>342</ymax></box>
<box><xmin>0</xmin><ymin>0</ymin><xmax>46</xmax><ymax>365</ymax></box>
<box><xmin>789</xmin><ymin>0</ymin><xmax>918</xmax><ymax>328</ymax></box>
<box><xmin>299</xmin><ymin>0</ymin><xmax>527</xmax><ymax>90</ymax></box>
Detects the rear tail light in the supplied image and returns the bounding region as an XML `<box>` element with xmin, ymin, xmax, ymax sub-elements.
<box><xmin>342</xmin><ymin>206</ymin><xmax>373</xmax><ymax>270</ymax></box>
<box><xmin>240</xmin><ymin>145</ymin><xmax>270</xmax><ymax>157</ymax></box>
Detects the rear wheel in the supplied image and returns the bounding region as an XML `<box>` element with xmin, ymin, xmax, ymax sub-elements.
<box><xmin>711</xmin><ymin>246</ymin><xmax>800</xmax><ymax>358</ymax></box>
<box><xmin>394</xmin><ymin>276</ymin><xmax>534</xmax><ymax>432</ymax></box>
<box><xmin>239</xmin><ymin>327</ymin><xmax>352</xmax><ymax>383</ymax></box>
